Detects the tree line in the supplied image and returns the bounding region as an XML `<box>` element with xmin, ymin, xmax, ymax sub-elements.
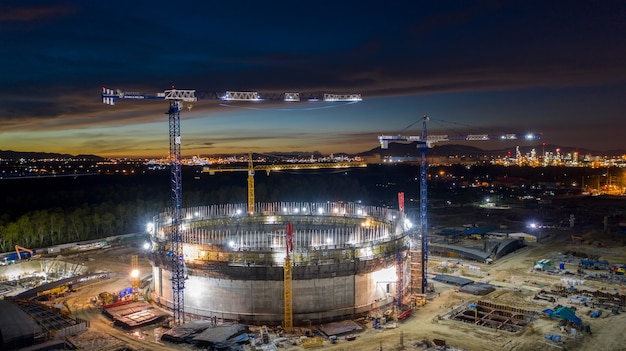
<box><xmin>3</xmin><ymin>163</ymin><xmax>609</xmax><ymax>253</ymax></box>
<box><xmin>0</xmin><ymin>201</ymin><xmax>158</xmax><ymax>252</ymax></box>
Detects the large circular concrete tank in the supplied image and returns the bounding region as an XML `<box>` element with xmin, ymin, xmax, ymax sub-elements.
<box><xmin>149</xmin><ymin>202</ymin><xmax>411</xmax><ymax>325</ymax></box>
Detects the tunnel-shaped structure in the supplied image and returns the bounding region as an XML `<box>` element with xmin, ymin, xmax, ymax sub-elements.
<box><xmin>149</xmin><ymin>202</ymin><xmax>411</xmax><ymax>325</ymax></box>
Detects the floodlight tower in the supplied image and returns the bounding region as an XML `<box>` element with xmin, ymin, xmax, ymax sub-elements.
<box><xmin>131</xmin><ymin>254</ymin><xmax>140</xmax><ymax>301</ymax></box>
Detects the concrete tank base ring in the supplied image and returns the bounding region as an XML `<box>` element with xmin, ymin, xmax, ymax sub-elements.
<box><xmin>148</xmin><ymin>202</ymin><xmax>412</xmax><ymax>326</ymax></box>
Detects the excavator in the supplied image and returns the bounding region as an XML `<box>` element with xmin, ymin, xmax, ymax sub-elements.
<box><xmin>3</xmin><ymin>245</ymin><xmax>40</xmax><ymax>262</ymax></box>
<box><xmin>15</xmin><ymin>245</ymin><xmax>40</xmax><ymax>260</ymax></box>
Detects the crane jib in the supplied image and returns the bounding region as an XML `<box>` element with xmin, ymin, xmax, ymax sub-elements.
<box><xmin>101</xmin><ymin>87</ymin><xmax>362</xmax><ymax>103</ymax></box>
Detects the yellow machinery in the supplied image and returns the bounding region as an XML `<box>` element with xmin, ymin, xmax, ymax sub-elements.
<box><xmin>203</xmin><ymin>152</ymin><xmax>366</xmax><ymax>214</ymax></box>
<box><xmin>37</xmin><ymin>285</ymin><xmax>69</xmax><ymax>298</ymax></box>
<box><xmin>131</xmin><ymin>254</ymin><xmax>140</xmax><ymax>300</ymax></box>
<box><xmin>98</xmin><ymin>291</ymin><xmax>114</xmax><ymax>305</ymax></box>
<box><xmin>301</xmin><ymin>337</ymin><xmax>324</xmax><ymax>348</ymax></box>
<box><xmin>284</xmin><ymin>223</ymin><xmax>294</xmax><ymax>333</ymax></box>
<box><xmin>412</xmin><ymin>294</ymin><xmax>427</xmax><ymax>307</ymax></box>
<box><xmin>260</xmin><ymin>325</ymin><xmax>270</xmax><ymax>344</ymax></box>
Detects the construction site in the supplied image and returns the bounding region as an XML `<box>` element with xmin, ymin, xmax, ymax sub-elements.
<box><xmin>1</xmin><ymin>89</ymin><xmax>625</xmax><ymax>350</ymax></box>
<box><xmin>1</xmin><ymin>194</ymin><xmax>626</xmax><ymax>351</ymax></box>
<box><xmin>149</xmin><ymin>201</ymin><xmax>412</xmax><ymax>325</ymax></box>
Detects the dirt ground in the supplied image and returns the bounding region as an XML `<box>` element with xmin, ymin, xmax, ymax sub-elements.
<box><xmin>281</xmin><ymin>230</ymin><xmax>626</xmax><ymax>351</ymax></box>
<box><xmin>31</xmin><ymin>201</ymin><xmax>626</xmax><ymax>351</ymax></box>
<box><xmin>53</xmin><ymin>230</ymin><xmax>625</xmax><ymax>351</ymax></box>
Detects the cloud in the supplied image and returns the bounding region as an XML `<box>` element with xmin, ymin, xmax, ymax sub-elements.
<box><xmin>0</xmin><ymin>4</ymin><xmax>74</xmax><ymax>22</ymax></box>
<box><xmin>0</xmin><ymin>2</ymin><xmax>625</xmax><ymax>156</ymax></box>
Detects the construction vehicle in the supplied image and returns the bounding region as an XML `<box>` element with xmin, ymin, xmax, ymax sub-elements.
<box><xmin>203</xmin><ymin>152</ymin><xmax>366</xmax><ymax>214</ymax></box>
<box><xmin>260</xmin><ymin>325</ymin><xmax>270</xmax><ymax>344</ymax></box>
<box><xmin>610</xmin><ymin>265</ymin><xmax>625</xmax><ymax>275</ymax></box>
<box><xmin>397</xmin><ymin>308</ymin><xmax>413</xmax><ymax>321</ymax></box>
<box><xmin>98</xmin><ymin>291</ymin><xmax>115</xmax><ymax>306</ymax></box>
<box><xmin>6</xmin><ymin>245</ymin><xmax>40</xmax><ymax>261</ymax></box>
<box><xmin>36</xmin><ymin>285</ymin><xmax>69</xmax><ymax>300</ymax></box>
<box><xmin>412</xmin><ymin>294</ymin><xmax>427</xmax><ymax>308</ymax></box>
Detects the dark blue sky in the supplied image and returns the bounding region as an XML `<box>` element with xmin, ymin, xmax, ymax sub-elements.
<box><xmin>1</xmin><ymin>1</ymin><xmax>625</xmax><ymax>157</ymax></box>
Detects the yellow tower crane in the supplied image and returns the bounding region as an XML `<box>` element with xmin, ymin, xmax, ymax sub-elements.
<box><xmin>202</xmin><ymin>153</ymin><xmax>367</xmax><ymax>214</ymax></box>
<box><xmin>284</xmin><ymin>222</ymin><xmax>294</xmax><ymax>333</ymax></box>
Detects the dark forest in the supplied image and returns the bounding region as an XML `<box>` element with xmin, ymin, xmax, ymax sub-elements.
<box><xmin>0</xmin><ymin>164</ymin><xmax>612</xmax><ymax>252</ymax></box>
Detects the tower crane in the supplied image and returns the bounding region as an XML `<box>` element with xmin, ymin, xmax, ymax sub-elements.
<box><xmin>203</xmin><ymin>152</ymin><xmax>367</xmax><ymax>214</ymax></box>
<box><xmin>378</xmin><ymin>115</ymin><xmax>541</xmax><ymax>298</ymax></box>
<box><xmin>101</xmin><ymin>86</ymin><xmax>362</xmax><ymax>325</ymax></box>
<box><xmin>396</xmin><ymin>192</ymin><xmax>405</xmax><ymax>309</ymax></box>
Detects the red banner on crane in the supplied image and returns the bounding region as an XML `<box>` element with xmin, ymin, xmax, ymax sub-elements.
<box><xmin>286</xmin><ymin>222</ymin><xmax>294</xmax><ymax>255</ymax></box>
<box><xmin>398</xmin><ymin>192</ymin><xmax>405</xmax><ymax>213</ymax></box>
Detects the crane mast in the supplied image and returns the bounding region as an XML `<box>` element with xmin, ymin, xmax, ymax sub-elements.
<box><xmin>168</xmin><ymin>97</ymin><xmax>189</xmax><ymax>325</ymax></box>
<box><xmin>284</xmin><ymin>222</ymin><xmax>294</xmax><ymax>333</ymax></box>
<box><xmin>418</xmin><ymin>116</ymin><xmax>428</xmax><ymax>294</ymax></box>
<box><xmin>102</xmin><ymin>86</ymin><xmax>361</xmax><ymax>326</ymax></box>
<box><xmin>378</xmin><ymin>118</ymin><xmax>540</xmax><ymax>297</ymax></box>
<box><xmin>396</xmin><ymin>192</ymin><xmax>406</xmax><ymax>308</ymax></box>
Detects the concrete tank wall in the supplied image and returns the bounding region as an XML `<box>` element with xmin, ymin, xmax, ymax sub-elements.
<box><xmin>152</xmin><ymin>259</ymin><xmax>398</xmax><ymax>325</ymax></box>
<box><xmin>150</xmin><ymin>202</ymin><xmax>410</xmax><ymax>325</ymax></box>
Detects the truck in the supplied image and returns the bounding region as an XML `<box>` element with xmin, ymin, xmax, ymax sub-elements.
<box><xmin>610</xmin><ymin>265</ymin><xmax>625</xmax><ymax>275</ymax></box>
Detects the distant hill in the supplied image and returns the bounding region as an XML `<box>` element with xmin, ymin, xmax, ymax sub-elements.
<box><xmin>1</xmin><ymin>144</ymin><xmax>623</xmax><ymax>161</ymax></box>
<box><xmin>0</xmin><ymin>150</ymin><xmax>104</xmax><ymax>161</ymax></box>
<box><xmin>358</xmin><ymin>143</ymin><xmax>509</xmax><ymax>157</ymax></box>
<box><xmin>358</xmin><ymin>142</ymin><xmax>625</xmax><ymax>158</ymax></box>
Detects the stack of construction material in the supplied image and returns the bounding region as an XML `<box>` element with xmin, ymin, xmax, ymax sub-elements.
<box><xmin>193</xmin><ymin>323</ymin><xmax>250</xmax><ymax>349</ymax></box>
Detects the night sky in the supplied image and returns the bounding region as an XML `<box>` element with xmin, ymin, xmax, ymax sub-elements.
<box><xmin>1</xmin><ymin>1</ymin><xmax>625</xmax><ymax>158</ymax></box>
